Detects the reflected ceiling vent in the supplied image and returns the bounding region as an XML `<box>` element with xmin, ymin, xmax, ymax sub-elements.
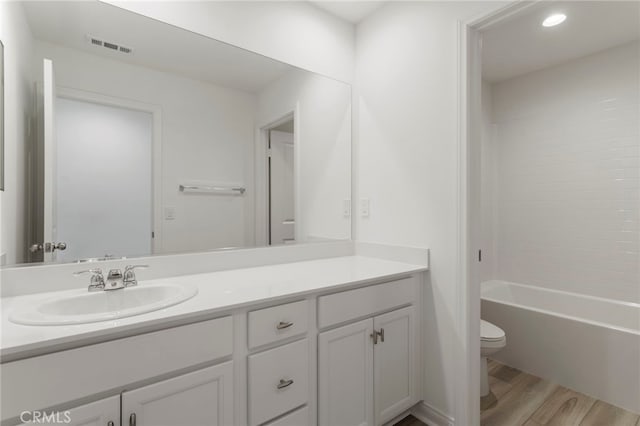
<box><xmin>85</xmin><ymin>35</ymin><xmax>133</xmax><ymax>54</ymax></box>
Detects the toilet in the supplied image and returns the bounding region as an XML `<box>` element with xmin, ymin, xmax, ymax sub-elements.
<box><xmin>480</xmin><ymin>320</ymin><xmax>506</xmax><ymax>397</ymax></box>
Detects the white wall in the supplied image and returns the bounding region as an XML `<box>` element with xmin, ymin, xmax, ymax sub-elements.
<box><xmin>486</xmin><ymin>41</ymin><xmax>640</xmax><ymax>303</ymax></box>
<box><xmin>0</xmin><ymin>2</ymin><xmax>34</xmax><ymax>265</ymax></box>
<box><xmin>257</xmin><ymin>68</ymin><xmax>351</xmax><ymax>244</ymax></box>
<box><xmin>34</xmin><ymin>42</ymin><xmax>258</xmax><ymax>255</ymax></box>
<box><xmin>104</xmin><ymin>0</ymin><xmax>355</xmax><ymax>84</ymax></box>
<box><xmin>355</xmin><ymin>1</ymin><xmax>505</xmax><ymax>422</ymax></box>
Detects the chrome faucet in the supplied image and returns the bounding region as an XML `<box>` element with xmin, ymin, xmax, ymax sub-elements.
<box><xmin>106</xmin><ymin>269</ymin><xmax>125</xmax><ymax>290</ymax></box>
<box><xmin>73</xmin><ymin>268</ymin><xmax>105</xmax><ymax>292</ymax></box>
<box><xmin>123</xmin><ymin>265</ymin><xmax>148</xmax><ymax>287</ymax></box>
<box><xmin>74</xmin><ymin>265</ymin><xmax>149</xmax><ymax>292</ymax></box>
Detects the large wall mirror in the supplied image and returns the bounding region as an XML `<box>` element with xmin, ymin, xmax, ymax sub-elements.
<box><xmin>2</xmin><ymin>1</ymin><xmax>351</xmax><ymax>266</ymax></box>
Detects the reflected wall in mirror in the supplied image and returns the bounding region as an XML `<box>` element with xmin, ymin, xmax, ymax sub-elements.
<box><xmin>0</xmin><ymin>1</ymin><xmax>351</xmax><ymax>266</ymax></box>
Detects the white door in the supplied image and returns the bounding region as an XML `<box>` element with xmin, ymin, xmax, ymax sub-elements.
<box><xmin>121</xmin><ymin>362</ymin><xmax>233</xmax><ymax>426</ymax></box>
<box><xmin>373</xmin><ymin>306</ymin><xmax>417</xmax><ymax>425</ymax></box>
<box><xmin>318</xmin><ymin>318</ymin><xmax>374</xmax><ymax>426</ymax></box>
<box><xmin>18</xmin><ymin>396</ymin><xmax>119</xmax><ymax>426</ymax></box>
<box><xmin>55</xmin><ymin>98</ymin><xmax>153</xmax><ymax>262</ymax></box>
<box><xmin>42</xmin><ymin>58</ymin><xmax>57</xmax><ymax>262</ymax></box>
<box><xmin>269</xmin><ymin>130</ymin><xmax>295</xmax><ymax>245</ymax></box>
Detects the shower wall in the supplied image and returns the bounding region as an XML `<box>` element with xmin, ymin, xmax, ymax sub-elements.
<box><xmin>482</xmin><ymin>41</ymin><xmax>640</xmax><ymax>303</ymax></box>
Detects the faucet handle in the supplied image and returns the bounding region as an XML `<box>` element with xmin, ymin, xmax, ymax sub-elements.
<box><xmin>123</xmin><ymin>265</ymin><xmax>149</xmax><ymax>287</ymax></box>
<box><xmin>74</xmin><ymin>268</ymin><xmax>105</xmax><ymax>291</ymax></box>
<box><xmin>73</xmin><ymin>268</ymin><xmax>102</xmax><ymax>276</ymax></box>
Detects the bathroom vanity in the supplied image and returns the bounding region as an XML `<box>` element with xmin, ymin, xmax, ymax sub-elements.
<box><xmin>1</xmin><ymin>255</ymin><xmax>427</xmax><ymax>426</ymax></box>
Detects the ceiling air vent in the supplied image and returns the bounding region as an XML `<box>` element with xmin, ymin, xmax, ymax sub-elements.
<box><xmin>86</xmin><ymin>35</ymin><xmax>133</xmax><ymax>55</ymax></box>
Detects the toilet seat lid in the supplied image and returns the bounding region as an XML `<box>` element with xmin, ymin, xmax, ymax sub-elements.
<box><xmin>481</xmin><ymin>320</ymin><xmax>505</xmax><ymax>341</ymax></box>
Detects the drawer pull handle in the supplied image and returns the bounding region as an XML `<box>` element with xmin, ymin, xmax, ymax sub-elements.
<box><xmin>277</xmin><ymin>378</ymin><xmax>294</xmax><ymax>389</ymax></box>
<box><xmin>276</xmin><ymin>321</ymin><xmax>294</xmax><ymax>330</ymax></box>
<box><xmin>129</xmin><ymin>413</ymin><xmax>137</xmax><ymax>426</ymax></box>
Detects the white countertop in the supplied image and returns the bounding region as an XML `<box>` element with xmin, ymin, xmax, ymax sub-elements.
<box><xmin>1</xmin><ymin>255</ymin><xmax>426</xmax><ymax>361</ymax></box>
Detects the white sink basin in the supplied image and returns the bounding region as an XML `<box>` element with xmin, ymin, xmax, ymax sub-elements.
<box><xmin>9</xmin><ymin>283</ymin><xmax>198</xmax><ymax>326</ymax></box>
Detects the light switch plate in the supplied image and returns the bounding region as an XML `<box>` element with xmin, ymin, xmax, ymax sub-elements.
<box><xmin>164</xmin><ymin>206</ymin><xmax>176</xmax><ymax>220</ymax></box>
<box><xmin>343</xmin><ymin>199</ymin><xmax>351</xmax><ymax>217</ymax></box>
<box><xmin>361</xmin><ymin>199</ymin><xmax>370</xmax><ymax>217</ymax></box>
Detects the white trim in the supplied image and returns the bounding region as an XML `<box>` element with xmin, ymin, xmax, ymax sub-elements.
<box><xmin>383</xmin><ymin>408</ymin><xmax>414</xmax><ymax>426</ymax></box>
<box><xmin>255</xmin><ymin>109</ymin><xmax>299</xmax><ymax>246</ymax></box>
<box><xmin>456</xmin><ymin>2</ymin><xmax>542</xmax><ymax>425</ymax></box>
<box><xmin>411</xmin><ymin>402</ymin><xmax>454</xmax><ymax>426</ymax></box>
<box><xmin>56</xmin><ymin>86</ymin><xmax>164</xmax><ymax>255</ymax></box>
<box><xmin>42</xmin><ymin>59</ymin><xmax>56</xmax><ymax>263</ymax></box>
<box><xmin>293</xmin><ymin>102</ymin><xmax>302</xmax><ymax>242</ymax></box>
<box><xmin>467</xmin><ymin>0</ymin><xmax>542</xmax><ymax>30</ymax></box>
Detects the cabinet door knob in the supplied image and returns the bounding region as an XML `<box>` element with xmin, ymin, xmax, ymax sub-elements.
<box><xmin>276</xmin><ymin>321</ymin><xmax>293</xmax><ymax>330</ymax></box>
<box><xmin>277</xmin><ymin>378</ymin><xmax>294</xmax><ymax>389</ymax></box>
<box><xmin>129</xmin><ymin>413</ymin><xmax>137</xmax><ymax>426</ymax></box>
<box><xmin>370</xmin><ymin>331</ymin><xmax>378</xmax><ymax>344</ymax></box>
<box><xmin>108</xmin><ymin>422</ymin><xmax>114</xmax><ymax>426</ymax></box>
<box><xmin>379</xmin><ymin>328</ymin><xmax>385</xmax><ymax>343</ymax></box>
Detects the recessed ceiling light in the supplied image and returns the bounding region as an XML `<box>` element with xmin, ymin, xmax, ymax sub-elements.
<box><xmin>542</xmin><ymin>13</ymin><xmax>567</xmax><ymax>27</ymax></box>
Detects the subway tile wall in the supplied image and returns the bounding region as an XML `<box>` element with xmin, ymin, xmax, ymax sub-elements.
<box><xmin>487</xmin><ymin>41</ymin><xmax>639</xmax><ymax>303</ymax></box>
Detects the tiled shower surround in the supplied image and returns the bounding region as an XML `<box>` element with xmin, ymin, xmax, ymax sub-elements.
<box><xmin>483</xmin><ymin>41</ymin><xmax>639</xmax><ymax>303</ymax></box>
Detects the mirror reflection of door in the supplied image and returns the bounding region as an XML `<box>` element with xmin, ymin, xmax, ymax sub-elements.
<box><xmin>55</xmin><ymin>98</ymin><xmax>153</xmax><ymax>262</ymax></box>
<box><xmin>33</xmin><ymin>59</ymin><xmax>154</xmax><ymax>262</ymax></box>
<box><xmin>268</xmin><ymin>124</ymin><xmax>295</xmax><ymax>245</ymax></box>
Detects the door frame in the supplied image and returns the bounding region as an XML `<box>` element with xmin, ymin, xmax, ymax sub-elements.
<box><xmin>456</xmin><ymin>1</ymin><xmax>541</xmax><ymax>425</ymax></box>
<box><xmin>55</xmin><ymin>87</ymin><xmax>163</xmax><ymax>254</ymax></box>
<box><xmin>255</xmin><ymin>107</ymin><xmax>300</xmax><ymax>246</ymax></box>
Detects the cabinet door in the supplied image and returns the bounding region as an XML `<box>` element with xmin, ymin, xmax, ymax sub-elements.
<box><xmin>373</xmin><ymin>306</ymin><xmax>417</xmax><ymax>425</ymax></box>
<box><xmin>18</xmin><ymin>396</ymin><xmax>119</xmax><ymax>426</ymax></box>
<box><xmin>318</xmin><ymin>318</ymin><xmax>374</xmax><ymax>426</ymax></box>
<box><xmin>122</xmin><ymin>362</ymin><xmax>233</xmax><ymax>426</ymax></box>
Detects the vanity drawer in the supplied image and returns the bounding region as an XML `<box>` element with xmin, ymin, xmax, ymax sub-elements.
<box><xmin>248</xmin><ymin>300</ymin><xmax>308</xmax><ymax>349</ymax></box>
<box><xmin>264</xmin><ymin>406</ymin><xmax>310</xmax><ymax>426</ymax></box>
<box><xmin>248</xmin><ymin>339</ymin><xmax>309</xmax><ymax>426</ymax></box>
<box><xmin>317</xmin><ymin>276</ymin><xmax>417</xmax><ymax>329</ymax></box>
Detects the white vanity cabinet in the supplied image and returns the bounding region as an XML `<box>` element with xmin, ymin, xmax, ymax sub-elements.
<box><xmin>318</xmin><ymin>318</ymin><xmax>374</xmax><ymax>426</ymax></box>
<box><xmin>3</xmin><ymin>271</ymin><xmax>424</xmax><ymax>426</ymax></box>
<box><xmin>373</xmin><ymin>307</ymin><xmax>417</xmax><ymax>424</ymax></box>
<box><xmin>247</xmin><ymin>300</ymin><xmax>312</xmax><ymax>426</ymax></box>
<box><xmin>18</xmin><ymin>363</ymin><xmax>234</xmax><ymax>426</ymax></box>
<box><xmin>317</xmin><ymin>278</ymin><xmax>420</xmax><ymax>426</ymax></box>
<box><xmin>17</xmin><ymin>396</ymin><xmax>120</xmax><ymax>426</ymax></box>
<box><xmin>122</xmin><ymin>362</ymin><xmax>234</xmax><ymax>426</ymax></box>
<box><xmin>2</xmin><ymin>317</ymin><xmax>234</xmax><ymax>425</ymax></box>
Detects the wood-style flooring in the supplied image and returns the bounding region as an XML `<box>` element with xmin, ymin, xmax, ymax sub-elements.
<box><xmin>393</xmin><ymin>358</ymin><xmax>640</xmax><ymax>426</ymax></box>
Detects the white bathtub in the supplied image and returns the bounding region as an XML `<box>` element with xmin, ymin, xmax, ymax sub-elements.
<box><xmin>481</xmin><ymin>279</ymin><xmax>640</xmax><ymax>414</ymax></box>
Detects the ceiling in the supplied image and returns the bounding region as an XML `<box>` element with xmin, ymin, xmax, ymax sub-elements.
<box><xmin>310</xmin><ymin>1</ymin><xmax>386</xmax><ymax>23</ymax></box>
<box><xmin>482</xmin><ymin>1</ymin><xmax>640</xmax><ymax>83</ymax></box>
<box><xmin>23</xmin><ymin>1</ymin><xmax>292</xmax><ymax>93</ymax></box>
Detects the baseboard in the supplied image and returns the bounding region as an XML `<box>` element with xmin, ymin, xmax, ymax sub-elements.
<box><xmin>411</xmin><ymin>401</ymin><xmax>455</xmax><ymax>426</ymax></box>
<box><xmin>383</xmin><ymin>408</ymin><xmax>414</xmax><ymax>426</ymax></box>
